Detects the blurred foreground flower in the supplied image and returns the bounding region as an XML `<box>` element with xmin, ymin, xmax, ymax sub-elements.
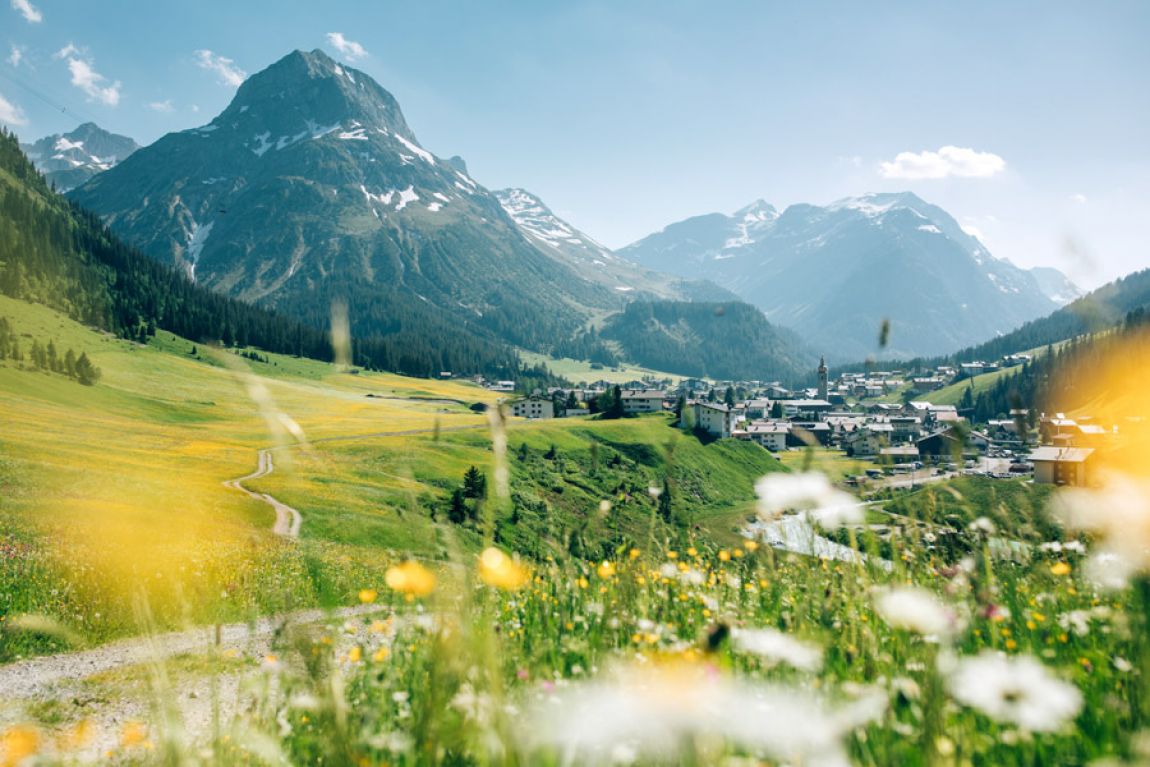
<box><xmin>948</xmin><ymin>652</ymin><xmax>1082</xmax><ymax>732</ymax></box>
<box><xmin>730</xmin><ymin>627</ymin><xmax>823</xmax><ymax>671</ymax></box>
<box><xmin>525</xmin><ymin>661</ymin><xmax>882</xmax><ymax>765</ymax></box>
<box><xmin>874</xmin><ymin>586</ymin><xmax>960</xmax><ymax>639</ymax></box>
<box><xmin>755</xmin><ymin>472</ymin><xmax>864</xmax><ymax>529</ymax></box>
<box><xmin>478</xmin><ymin>547</ymin><xmax>529</xmax><ymax>590</ymax></box>
<box><xmin>1</xmin><ymin>725</ymin><xmax>40</xmax><ymax>767</ymax></box>
<box><xmin>385</xmin><ymin>561</ymin><xmax>437</xmax><ymax>597</ymax></box>
<box><xmin>1051</xmin><ymin>471</ymin><xmax>1150</xmax><ymax>589</ymax></box>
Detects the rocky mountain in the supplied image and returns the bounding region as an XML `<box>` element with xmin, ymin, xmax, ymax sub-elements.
<box><xmin>1031</xmin><ymin>266</ymin><xmax>1082</xmax><ymax>305</ymax></box>
<box><xmin>495</xmin><ymin>187</ymin><xmax>738</xmax><ymax>303</ymax></box>
<box><xmin>20</xmin><ymin>123</ymin><xmax>139</xmax><ymax>191</ymax></box>
<box><xmin>620</xmin><ymin>192</ymin><xmax>1071</xmax><ymax>360</ymax></box>
<box><xmin>69</xmin><ymin>49</ymin><xmax>614</xmax><ymax>358</ymax></box>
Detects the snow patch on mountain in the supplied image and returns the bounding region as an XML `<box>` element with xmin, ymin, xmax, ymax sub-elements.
<box><xmin>395</xmin><ymin>186</ymin><xmax>419</xmax><ymax>211</ymax></box>
<box><xmin>395</xmin><ymin>134</ymin><xmax>434</xmax><ymax>164</ymax></box>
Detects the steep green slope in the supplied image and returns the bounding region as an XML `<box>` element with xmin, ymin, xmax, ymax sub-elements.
<box><xmin>600</xmin><ymin>300</ymin><xmax>814</xmax><ymax>382</ymax></box>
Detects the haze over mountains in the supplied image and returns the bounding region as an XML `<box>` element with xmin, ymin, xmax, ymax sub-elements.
<box><xmin>620</xmin><ymin>193</ymin><xmax>1079</xmax><ymax>360</ymax></box>
<box><xmin>13</xmin><ymin>47</ymin><xmax>1092</xmax><ymax>379</ymax></box>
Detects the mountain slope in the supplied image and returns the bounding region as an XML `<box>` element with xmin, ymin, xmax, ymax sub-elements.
<box><xmin>0</xmin><ymin>126</ymin><xmax>330</xmax><ymax>360</ymax></box>
<box><xmin>949</xmin><ymin>267</ymin><xmax>1150</xmax><ymax>363</ymax></box>
<box><xmin>621</xmin><ymin>193</ymin><xmax>1067</xmax><ymax>360</ymax></box>
<box><xmin>20</xmin><ymin>122</ymin><xmax>139</xmax><ymax>192</ymax></box>
<box><xmin>69</xmin><ymin>49</ymin><xmax>612</xmax><ymax>358</ymax></box>
<box><xmin>600</xmin><ymin>300</ymin><xmax>814</xmax><ymax>382</ymax></box>
<box><xmin>495</xmin><ymin>187</ymin><xmax>739</xmax><ymax>303</ymax></box>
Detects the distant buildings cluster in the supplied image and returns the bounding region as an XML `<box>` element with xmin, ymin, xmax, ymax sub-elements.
<box><xmin>488</xmin><ymin>354</ymin><xmax>1121</xmax><ymax>488</ymax></box>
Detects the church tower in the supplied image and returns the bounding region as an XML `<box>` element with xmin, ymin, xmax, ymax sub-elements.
<box><xmin>817</xmin><ymin>356</ymin><xmax>828</xmax><ymax>400</ymax></box>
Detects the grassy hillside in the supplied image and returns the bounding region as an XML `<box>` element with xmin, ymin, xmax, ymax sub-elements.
<box><xmin>924</xmin><ymin>367</ymin><xmax>1019</xmax><ymax>407</ymax></box>
<box><xmin>251</xmin><ymin>414</ymin><xmax>782</xmax><ymax>562</ymax></box>
<box><xmin>0</xmin><ymin>295</ymin><xmax>784</xmax><ymax>660</ymax></box>
<box><xmin>0</xmin><ymin>293</ymin><xmax>494</xmax><ymax>659</ymax></box>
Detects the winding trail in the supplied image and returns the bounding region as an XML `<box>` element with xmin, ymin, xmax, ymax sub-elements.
<box><xmin>222</xmin><ymin>449</ymin><xmax>302</xmax><ymax>537</ymax></box>
<box><xmin>222</xmin><ymin>423</ymin><xmax>490</xmax><ymax>538</ymax></box>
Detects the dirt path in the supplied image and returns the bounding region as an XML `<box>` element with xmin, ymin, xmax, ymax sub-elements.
<box><xmin>222</xmin><ymin>423</ymin><xmax>491</xmax><ymax>538</ymax></box>
<box><xmin>222</xmin><ymin>448</ymin><xmax>302</xmax><ymax>537</ymax></box>
<box><xmin>0</xmin><ymin>606</ymin><xmax>381</xmax><ymax>701</ymax></box>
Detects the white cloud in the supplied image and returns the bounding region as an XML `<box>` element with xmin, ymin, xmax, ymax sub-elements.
<box><xmin>1069</xmin><ymin>193</ymin><xmax>1088</xmax><ymax>204</ymax></box>
<box><xmin>8</xmin><ymin>44</ymin><xmax>24</xmax><ymax>67</ymax></box>
<box><xmin>326</xmin><ymin>32</ymin><xmax>367</xmax><ymax>61</ymax></box>
<box><xmin>65</xmin><ymin>56</ymin><xmax>121</xmax><ymax>105</ymax></box>
<box><xmin>10</xmin><ymin>0</ymin><xmax>42</xmax><ymax>23</ymax></box>
<box><xmin>53</xmin><ymin>43</ymin><xmax>80</xmax><ymax>60</ymax></box>
<box><xmin>879</xmin><ymin>146</ymin><xmax>1006</xmax><ymax>180</ymax></box>
<box><xmin>0</xmin><ymin>90</ymin><xmax>27</xmax><ymax>125</ymax></box>
<box><xmin>148</xmin><ymin>99</ymin><xmax>174</xmax><ymax>113</ymax></box>
<box><xmin>194</xmin><ymin>49</ymin><xmax>246</xmax><ymax>88</ymax></box>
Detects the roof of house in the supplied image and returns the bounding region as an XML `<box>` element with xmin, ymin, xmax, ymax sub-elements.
<box><xmin>746</xmin><ymin>422</ymin><xmax>790</xmax><ymax>433</ymax></box>
<box><xmin>788</xmin><ymin>399</ymin><xmax>832</xmax><ymax>408</ymax></box>
<box><xmin>1028</xmin><ymin>447</ymin><xmax>1095</xmax><ymax>463</ymax></box>
<box><xmin>1078</xmin><ymin>424</ymin><xmax>1107</xmax><ymax>435</ymax></box>
<box><xmin>620</xmin><ymin>389</ymin><xmax>666</xmax><ymax>399</ymax></box>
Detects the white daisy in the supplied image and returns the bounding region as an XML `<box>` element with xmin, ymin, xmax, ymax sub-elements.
<box><xmin>873</xmin><ymin>586</ymin><xmax>959</xmax><ymax>639</ymax></box>
<box><xmin>948</xmin><ymin>652</ymin><xmax>1082</xmax><ymax>732</ymax></box>
<box><xmin>755</xmin><ymin>472</ymin><xmax>864</xmax><ymax>530</ymax></box>
<box><xmin>730</xmin><ymin>627</ymin><xmax>824</xmax><ymax>671</ymax></box>
<box><xmin>525</xmin><ymin>661</ymin><xmax>883</xmax><ymax>766</ymax></box>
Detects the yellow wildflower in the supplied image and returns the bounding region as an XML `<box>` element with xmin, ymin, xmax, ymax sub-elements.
<box><xmin>1</xmin><ymin>725</ymin><xmax>40</xmax><ymax>766</ymax></box>
<box><xmin>1051</xmin><ymin>562</ymin><xmax>1072</xmax><ymax>576</ymax></box>
<box><xmin>385</xmin><ymin>561</ymin><xmax>437</xmax><ymax>597</ymax></box>
<box><xmin>358</xmin><ymin>588</ymin><xmax>378</xmax><ymax>604</ymax></box>
<box><xmin>478</xmin><ymin>547</ymin><xmax>530</xmax><ymax>590</ymax></box>
<box><xmin>120</xmin><ymin>722</ymin><xmax>147</xmax><ymax>748</ymax></box>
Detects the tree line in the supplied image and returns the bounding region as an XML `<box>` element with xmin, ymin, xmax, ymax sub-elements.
<box><xmin>0</xmin><ymin>128</ymin><xmax>559</xmax><ymax>381</ymax></box>
<box><xmin>0</xmin><ymin>316</ymin><xmax>101</xmax><ymax>385</ymax></box>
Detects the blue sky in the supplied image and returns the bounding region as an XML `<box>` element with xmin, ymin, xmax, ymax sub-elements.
<box><xmin>2</xmin><ymin>1</ymin><xmax>1147</xmax><ymax>288</ymax></box>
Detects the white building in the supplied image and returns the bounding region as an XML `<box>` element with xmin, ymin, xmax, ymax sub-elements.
<box><xmin>744</xmin><ymin>421</ymin><xmax>789</xmax><ymax>451</ymax></box>
<box><xmin>509</xmin><ymin>397</ymin><xmax>554</xmax><ymax>419</ymax></box>
<box><xmin>692</xmin><ymin>402</ymin><xmax>733</xmax><ymax>439</ymax></box>
<box><xmin>621</xmin><ymin>389</ymin><xmax>667</xmax><ymax>414</ymax></box>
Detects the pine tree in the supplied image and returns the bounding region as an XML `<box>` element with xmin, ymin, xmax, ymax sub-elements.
<box><xmin>462</xmin><ymin>466</ymin><xmax>486</xmax><ymax>499</ymax></box>
<box><xmin>75</xmin><ymin>352</ymin><xmax>100</xmax><ymax>386</ymax></box>
<box><xmin>658</xmin><ymin>476</ymin><xmax>673</xmax><ymax>523</ymax></box>
<box><xmin>447</xmin><ymin>488</ymin><xmax>468</xmax><ymax>524</ymax></box>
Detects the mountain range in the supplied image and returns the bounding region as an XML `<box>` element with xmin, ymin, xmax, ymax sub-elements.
<box><xmin>620</xmin><ymin>194</ymin><xmax>1079</xmax><ymax>360</ymax></box>
<box><xmin>20</xmin><ymin>123</ymin><xmax>139</xmax><ymax>192</ymax></box>
<box><xmin>68</xmin><ymin>49</ymin><xmax>635</xmax><ymax>364</ymax></box>
<box><xmin>36</xmin><ymin>47</ymin><xmax>1092</xmax><ymax>380</ymax></box>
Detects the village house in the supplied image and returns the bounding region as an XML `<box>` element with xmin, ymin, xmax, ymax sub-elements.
<box><xmin>509</xmin><ymin>396</ymin><xmax>555</xmax><ymax>419</ymax></box>
<box><xmin>742</xmin><ymin>421</ymin><xmax>790</xmax><ymax>451</ymax></box>
<box><xmin>1029</xmin><ymin>446</ymin><xmax>1095</xmax><ymax>486</ymax></box>
<box><xmin>787</xmin><ymin>422</ymin><xmax>833</xmax><ymax>447</ymax></box>
<box><xmin>782</xmin><ymin>399</ymin><xmax>833</xmax><ymax>419</ymax></box>
<box><xmin>1040</xmin><ymin>414</ymin><xmax>1079</xmax><ymax>443</ymax></box>
<box><xmin>692</xmin><ymin>401</ymin><xmax>733</xmax><ymax>439</ymax></box>
<box><xmin>621</xmin><ymin>389</ymin><xmax>667</xmax><ymax>415</ymax></box>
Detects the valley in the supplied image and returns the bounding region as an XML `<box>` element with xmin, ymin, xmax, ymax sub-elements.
<box><xmin>0</xmin><ymin>11</ymin><xmax>1147</xmax><ymax>764</ymax></box>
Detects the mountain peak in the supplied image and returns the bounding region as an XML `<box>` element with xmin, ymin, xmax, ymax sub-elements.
<box><xmin>219</xmin><ymin>48</ymin><xmax>414</xmax><ymax>140</ymax></box>
<box><xmin>734</xmin><ymin>198</ymin><xmax>778</xmax><ymax>222</ymax></box>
